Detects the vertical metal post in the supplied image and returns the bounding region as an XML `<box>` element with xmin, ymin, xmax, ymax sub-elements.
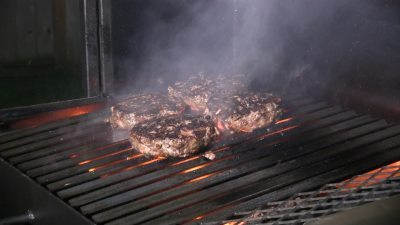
<box><xmin>98</xmin><ymin>0</ymin><xmax>114</xmax><ymax>96</ymax></box>
<box><xmin>82</xmin><ymin>0</ymin><xmax>100</xmax><ymax>97</ymax></box>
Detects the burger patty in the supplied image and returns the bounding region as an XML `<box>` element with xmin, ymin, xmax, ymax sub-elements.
<box><xmin>129</xmin><ymin>114</ymin><xmax>218</xmax><ymax>157</ymax></box>
<box><xmin>207</xmin><ymin>92</ymin><xmax>282</xmax><ymax>133</ymax></box>
<box><xmin>168</xmin><ymin>74</ymin><xmax>247</xmax><ymax>112</ymax></box>
<box><xmin>109</xmin><ymin>93</ymin><xmax>186</xmax><ymax>129</ymax></box>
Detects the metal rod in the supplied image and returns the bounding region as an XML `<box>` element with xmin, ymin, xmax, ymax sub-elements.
<box><xmin>0</xmin><ymin>210</ymin><xmax>35</xmax><ymax>225</ymax></box>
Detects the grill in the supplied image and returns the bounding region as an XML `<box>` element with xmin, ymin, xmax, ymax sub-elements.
<box><xmin>1</xmin><ymin>96</ymin><xmax>400</xmax><ymax>225</ymax></box>
<box><xmin>210</xmin><ymin>161</ymin><xmax>400</xmax><ymax>225</ymax></box>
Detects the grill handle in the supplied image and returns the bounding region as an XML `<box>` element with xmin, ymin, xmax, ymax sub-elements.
<box><xmin>0</xmin><ymin>210</ymin><xmax>35</xmax><ymax>225</ymax></box>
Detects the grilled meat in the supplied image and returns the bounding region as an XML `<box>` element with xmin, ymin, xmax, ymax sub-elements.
<box><xmin>130</xmin><ymin>114</ymin><xmax>218</xmax><ymax>157</ymax></box>
<box><xmin>207</xmin><ymin>92</ymin><xmax>282</xmax><ymax>133</ymax></box>
<box><xmin>168</xmin><ymin>74</ymin><xmax>247</xmax><ymax>113</ymax></box>
<box><xmin>109</xmin><ymin>93</ymin><xmax>185</xmax><ymax>129</ymax></box>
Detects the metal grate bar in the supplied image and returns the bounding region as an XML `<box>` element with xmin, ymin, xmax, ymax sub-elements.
<box><xmin>17</xmin><ymin>138</ymin><xmax>114</xmax><ymax>171</ymax></box>
<box><xmin>25</xmin><ymin>141</ymin><xmax>131</xmax><ymax>178</ymax></box>
<box><xmin>8</xmin><ymin>130</ymin><xmax>111</xmax><ymax>165</ymax></box>
<box><xmin>213</xmin><ymin>164</ymin><xmax>400</xmax><ymax>225</ymax></box>
<box><xmin>0</xmin><ymin>116</ymin><xmax>106</xmax><ymax>151</ymax></box>
<box><xmin>36</xmin><ymin>144</ymin><xmax>134</xmax><ymax>184</ymax></box>
<box><xmin>54</xmin><ymin>109</ymin><xmax>318</xmax><ymax>199</ymax></box>
<box><xmin>0</xmin><ymin>110</ymin><xmax>107</xmax><ymax>143</ymax></box>
<box><xmin>86</xmin><ymin>115</ymin><xmax>376</xmax><ymax>222</ymax></box>
<box><xmin>1</xmin><ymin>122</ymin><xmax>110</xmax><ymax>158</ymax></box>
<box><xmin>79</xmin><ymin>113</ymin><xmax>374</xmax><ymax>218</ymax></box>
<box><xmin>154</xmin><ymin>145</ymin><xmax>400</xmax><ymax>225</ymax></box>
<box><xmin>101</xmin><ymin>123</ymin><xmax>400</xmax><ymax>225</ymax></box>
<box><xmin>60</xmin><ymin>105</ymin><xmax>352</xmax><ymax>203</ymax></box>
<box><xmin>2</xmin><ymin>97</ymin><xmax>400</xmax><ymax>225</ymax></box>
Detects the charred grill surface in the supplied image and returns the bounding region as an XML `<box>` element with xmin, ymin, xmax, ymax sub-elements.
<box><xmin>130</xmin><ymin>114</ymin><xmax>217</xmax><ymax>157</ymax></box>
<box><xmin>109</xmin><ymin>93</ymin><xmax>185</xmax><ymax>129</ymax></box>
<box><xmin>208</xmin><ymin>92</ymin><xmax>282</xmax><ymax>133</ymax></box>
<box><xmin>1</xmin><ymin>96</ymin><xmax>400</xmax><ymax>225</ymax></box>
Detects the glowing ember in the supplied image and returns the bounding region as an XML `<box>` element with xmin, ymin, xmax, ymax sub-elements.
<box><xmin>181</xmin><ymin>164</ymin><xmax>209</xmax><ymax>174</ymax></box>
<box><xmin>222</xmin><ymin>221</ymin><xmax>247</xmax><ymax>225</ymax></box>
<box><xmin>124</xmin><ymin>157</ymin><xmax>164</xmax><ymax>170</ymax></box>
<box><xmin>275</xmin><ymin>117</ymin><xmax>294</xmax><ymax>125</ymax></box>
<box><xmin>87</xmin><ymin>153</ymin><xmax>143</xmax><ymax>172</ymax></box>
<box><xmin>171</xmin><ymin>156</ymin><xmax>200</xmax><ymax>166</ymax></box>
<box><xmin>187</xmin><ymin>173</ymin><xmax>215</xmax><ymax>184</ymax></box>
<box><xmin>78</xmin><ymin>147</ymin><xmax>133</xmax><ymax>165</ymax></box>
<box><xmin>341</xmin><ymin>160</ymin><xmax>400</xmax><ymax>189</ymax></box>
<box><xmin>11</xmin><ymin>103</ymin><xmax>104</xmax><ymax>129</ymax></box>
<box><xmin>100</xmin><ymin>156</ymin><xmax>166</xmax><ymax>178</ymax></box>
<box><xmin>223</xmin><ymin>222</ymin><xmax>239</xmax><ymax>225</ymax></box>
<box><xmin>194</xmin><ymin>215</ymin><xmax>205</xmax><ymax>220</ymax></box>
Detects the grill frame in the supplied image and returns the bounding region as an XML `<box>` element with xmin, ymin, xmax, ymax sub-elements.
<box><xmin>1</xmin><ymin>96</ymin><xmax>400</xmax><ymax>225</ymax></box>
<box><xmin>0</xmin><ymin>157</ymin><xmax>95</xmax><ymax>225</ymax></box>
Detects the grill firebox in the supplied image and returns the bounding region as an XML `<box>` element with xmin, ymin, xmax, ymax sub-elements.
<box><xmin>1</xmin><ymin>96</ymin><xmax>400</xmax><ymax>225</ymax></box>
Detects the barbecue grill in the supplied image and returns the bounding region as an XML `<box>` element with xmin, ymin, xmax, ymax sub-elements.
<box><xmin>2</xmin><ymin>96</ymin><xmax>400</xmax><ymax>225</ymax></box>
<box><xmin>1</xmin><ymin>1</ymin><xmax>400</xmax><ymax>225</ymax></box>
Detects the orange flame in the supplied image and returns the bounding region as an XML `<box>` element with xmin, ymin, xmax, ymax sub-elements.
<box><xmin>171</xmin><ymin>156</ymin><xmax>200</xmax><ymax>166</ymax></box>
<box><xmin>186</xmin><ymin>172</ymin><xmax>217</xmax><ymax>184</ymax></box>
<box><xmin>87</xmin><ymin>153</ymin><xmax>143</xmax><ymax>172</ymax></box>
<box><xmin>100</xmin><ymin>157</ymin><xmax>165</xmax><ymax>178</ymax></box>
<box><xmin>70</xmin><ymin>140</ymin><xmax>130</xmax><ymax>159</ymax></box>
<box><xmin>275</xmin><ymin>117</ymin><xmax>294</xmax><ymax>125</ymax></box>
<box><xmin>78</xmin><ymin>147</ymin><xmax>133</xmax><ymax>165</ymax></box>
<box><xmin>224</xmin><ymin>222</ymin><xmax>247</xmax><ymax>225</ymax></box>
<box><xmin>11</xmin><ymin>103</ymin><xmax>104</xmax><ymax>129</ymax></box>
<box><xmin>180</xmin><ymin>164</ymin><xmax>209</xmax><ymax>174</ymax></box>
<box><xmin>341</xmin><ymin>160</ymin><xmax>400</xmax><ymax>189</ymax></box>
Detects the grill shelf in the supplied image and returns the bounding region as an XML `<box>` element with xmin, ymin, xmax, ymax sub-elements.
<box><xmin>1</xmin><ymin>96</ymin><xmax>400</xmax><ymax>225</ymax></box>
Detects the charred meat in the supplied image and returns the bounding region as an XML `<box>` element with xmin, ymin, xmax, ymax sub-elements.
<box><xmin>109</xmin><ymin>93</ymin><xmax>186</xmax><ymax>129</ymax></box>
<box><xmin>168</xmin><ymin>74</ymin><xmax>247</xmax><ymax>112</ymax></box>
<box><xmin>207</xmin><ymin>92</ymin><xmax>282</xmax><ymax>133</ymax></box>
<box><xmin>129</xmin><ymin>114</ymin><xmax>218</xmax><ymax>157</ymax></box>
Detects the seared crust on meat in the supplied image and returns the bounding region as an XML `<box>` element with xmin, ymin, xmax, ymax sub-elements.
<box><xmin>109</xmin><ymin>93</ymin><xmax>185</xmax><ymax>129</ymax></box>
<box><xmin>207</xmin><ymin>92</ymin><xmax>282</xmax><ymax>133</ymax></box>
<box><xmin>130</xmin><ymin>114</ymin><xmax>217</xmax><ymax>157</ymax></box>
<box><xmin>168</xmin><ymin>74</ymin><xmax>247</xmax><ymax>112</ymax></box>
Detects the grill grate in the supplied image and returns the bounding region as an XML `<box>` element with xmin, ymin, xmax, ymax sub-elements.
<box><xmin>212</xmin><ymin>161</ymin><xmax>400</xmax><ymax>225</ymax></box>
<box><xmin>1</xmin><ymin>96</ymin><xmax>400</xmax><ymax>225</ymax></box>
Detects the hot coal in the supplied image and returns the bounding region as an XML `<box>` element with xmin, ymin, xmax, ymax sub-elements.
<box><xmin>129</xmin><ymin>114</ymin><xmax>218</xmax><ymax>157</ymax></box>
<box><xmin>109</xmin><ymin>93</ymin><xmax>186</xmax><ymax>129</ymax></box>
<box><xmin>168</xmin><ymin>74</ymin><xmax>247</xmax><ymax>113</ymax></box>
<box><xmin>207</xmin><ymin>92</ymin><xmax>282</xmax><ymax>133</ymax></box>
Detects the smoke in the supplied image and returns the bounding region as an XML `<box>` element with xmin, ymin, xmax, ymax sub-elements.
<box><xmin>112</xmin><ymin>0</ymin><xmax>400</xmax><ymax>95</ymax></box>
<box><xmin>112</xmin><ymin>0</ymin><xmax>235</xmax><ymax>93</ymax></box>
<box><xmin>231</xmin><ymin>0</ymin><xmax>400</xmax><ymax>94</ymax></box>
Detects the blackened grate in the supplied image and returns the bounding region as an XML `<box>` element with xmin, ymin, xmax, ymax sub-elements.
<box><xmin>209</xmin><ymin>161</ymin><xmax>400</xmax><ymax>225</ymax></box>
<box><xmin>1</xmin><ymin>96</ymin><xmax>400</xmax><ymax>225</ymax></box>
